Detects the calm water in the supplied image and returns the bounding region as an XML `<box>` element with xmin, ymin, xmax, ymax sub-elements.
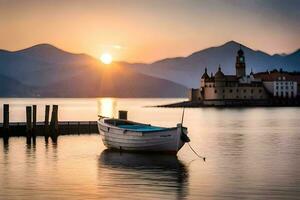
<box><xmin>0</xmin><ymin>98</ymin><xmax>300</xmax><ymax>200</ymax></box>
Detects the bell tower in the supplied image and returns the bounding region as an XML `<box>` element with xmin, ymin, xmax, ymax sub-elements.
<box><xmin>236</xmin><ymin>45</ymin><xmax>246</xmax><ymax>77</ymax></box>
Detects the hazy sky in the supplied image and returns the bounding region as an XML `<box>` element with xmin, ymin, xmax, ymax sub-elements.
<box><xmin>0</xmin><ymin>0</ymin><xmax>299</xmax><ymax>62</ymax></box>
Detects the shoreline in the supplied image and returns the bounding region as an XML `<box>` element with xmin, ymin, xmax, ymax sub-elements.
<box><xmin>156</xmin><ymin>99</ymin><xmax>300</xmax><ymax>108</ymax></box>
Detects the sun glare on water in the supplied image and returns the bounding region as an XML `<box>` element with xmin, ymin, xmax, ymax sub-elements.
<box><xmin>100</xmin><ymin>53</ymin><xmax>113</xmax><ymax>64</ymax></box>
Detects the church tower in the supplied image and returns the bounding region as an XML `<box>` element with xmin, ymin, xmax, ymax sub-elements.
<box><xmin>235</xmin><ymin>46</ymin><xmax>246</xmax><ymax>77</ymax></box>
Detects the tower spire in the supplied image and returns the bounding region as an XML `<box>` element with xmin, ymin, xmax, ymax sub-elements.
<box><xmin>236</xmin><ymin>46</ymin><xmax>246</xmax><ymax>77</ymax></box>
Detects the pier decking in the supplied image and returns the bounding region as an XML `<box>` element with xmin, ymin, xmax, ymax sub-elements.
<box><xmin>0</xmin><ymin>121</ymin><xmax>98</xmax><ymax>137</ymax></box>
<box><xmin>0</xmin><ymin>104</ymin><xmax>99</xmax><ymax>145</ymax></box>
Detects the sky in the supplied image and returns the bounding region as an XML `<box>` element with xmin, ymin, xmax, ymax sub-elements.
<box><xmin>0</xmin><ymin>0</ymin><xmax>299</xmax><ymax>62</ymax></box>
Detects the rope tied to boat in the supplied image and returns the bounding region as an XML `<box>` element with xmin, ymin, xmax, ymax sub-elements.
<box><xmin>187</xmin><ymin>142</ymin><xmax>206</xmax><ymax>162</ymax></box>
<box><xmin>181</xmin><ymin>107</ymin><xmax>206</xmax><ymax>162</ymax></box>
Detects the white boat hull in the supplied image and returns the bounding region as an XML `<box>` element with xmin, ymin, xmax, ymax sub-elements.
<box><xmin>97</xmin><ymin>119</ymin><xmax>187</xmax><ymax>154</ymax></box>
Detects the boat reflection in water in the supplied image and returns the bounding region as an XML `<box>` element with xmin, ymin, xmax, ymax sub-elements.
<box><xmin>98</xmin><ymin>149</ymin><xmax>189</xmax><ymax>199</ymax></box>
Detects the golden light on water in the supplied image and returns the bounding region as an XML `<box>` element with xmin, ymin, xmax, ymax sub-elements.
<box><xmin>100</xmin><ymin>53</ymin><xmax>113</xmax><ymax>64</ymax></box>
<box><xmin>98</xmin><ymin>98</ymin><xmax>116</xmax><ymax>118</ymax></box>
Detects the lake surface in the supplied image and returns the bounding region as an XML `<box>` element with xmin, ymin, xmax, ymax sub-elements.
<box><xmin>0</xmin><ymin>98</ymin><xmax>300</xmax><ymax>199</ymax></box>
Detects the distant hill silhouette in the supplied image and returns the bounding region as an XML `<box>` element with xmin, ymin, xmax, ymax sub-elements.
<box><xmin>125</xmin><ymin>41</ymin><xmax>300</xmax><ymax>88</ymax></box>
<box><xmin>0</xmin><ymin>74</ymin><xmax>34</xmax><ymax>97</ymax></box>
<box><xmin>1</xmin><ymin>41</ymin><xmax>299</xmax><ymax>97</ymax></box>
<box><xmin>0</xmin><ymin>44</ymin><xmax>187</xmax><ymax>97</ymax></box>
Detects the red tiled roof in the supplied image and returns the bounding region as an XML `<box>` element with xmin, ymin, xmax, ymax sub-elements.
<box><xmin>254</xmin><ymin>72</ymin><xmax>300</xmax><ymax>82</ymax></box>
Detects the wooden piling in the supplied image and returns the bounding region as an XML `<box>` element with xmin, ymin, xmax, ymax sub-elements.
<box><xmin>77</xmin><ymin>122</ymin><xmax>80</xmax><ymax>135</ymax></box>
<box><xmin>50</xmin><ymin>105</ymin><xmax>59</xmax><ymax>143</ymax></box>
<box><xmin>118</xmin><ymin>110</ymin><xmax>128</xmax><ymax>120</ymax></box>
<box><xmin>26</xmin><ymin>106</ymin><xmax>32</xmax><ymax>145</ymax></box>
<box><xmin>32</xmin><ymin>105</ymin><xmax>37</xmax><ymax>144</ymax></box>
<box><xmin>3</xmin><ymin>104</ymin><xmax>9</xmax><ymax>143</ymax></box>
<box><xmin>44</xmin><ymin>105</ymin><xmax>50</xmax><ymax>143</ymax></box>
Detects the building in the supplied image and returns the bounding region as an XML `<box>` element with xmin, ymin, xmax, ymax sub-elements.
<box><xmin>254</xmin><ymin>70</ymin><xmax>298</xmax><ymax>98</ymax></box>
<box><xmin>188</xmin><ymin>88</ymin><xmax>200</xmax><ymax>101</ymax></box>
<box><xmin>200</xmin><ymin>47</ymin><xmax>268</xmax><ymax>105</ymax></box>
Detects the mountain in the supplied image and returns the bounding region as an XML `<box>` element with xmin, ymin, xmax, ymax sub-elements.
<box><xmin>0</xmin><ymin>44</ymin><xmax>187</xmax><ymax>97</ymax></box>
<box><xmin>0</xmin><ymin>74</ymin><xmax>34</xmax><ymax>97</ymax></box>
<box><xmin>1</xmin><ymin>41</ymin><xmax>299</xmax><ymax>97</ymax></box>
<box><xmin>35</xmin><ymin>64</ymin><xmax>187</xmax><ymax>98</ymax></box>
<box><xmin>0</xmin><ymin>44</ymin><xmax>100</xmax><ymax>86</ymax></box>
<box><xmin>125</xmin><ymin>41</ymin><xmax>300</xmax><ymax>88</ymax></box>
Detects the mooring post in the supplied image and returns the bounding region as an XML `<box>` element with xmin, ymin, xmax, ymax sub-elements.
<box><xmin>32</xmin><ymin>105</ymin><xmax>37</xmax><ymax>145</ymax></box>
<box><xmin>77</xmin><ymin>122</ymin><xmax>80</xmax><ymax>135</ymax></box>
<box><xmin>3</xmin><ymin>104</ymin><xmax>9</xmax><ymax>143</ymax></box>
<box><xmin>118</xmin><ymin>110</ymin><xmax>128</xmax><ymax>120</ymax></box>
<box><xmin>26</xmin><ymin>106</ymin><xmax>32</xmax><ymax>145</ymax></box>
<box><xmin>44</xmin><ymin>105</ymin><xmax>50</xmax><ymax>143</ymax></box>
<box><xmin>50</xmin><ymin>105</ymin><xmax>59</xmax><ymax>143</ymax></box>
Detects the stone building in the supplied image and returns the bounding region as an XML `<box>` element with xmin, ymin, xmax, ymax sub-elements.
<box><xmin>254</xmin><ymin>70</ymin><xmax>298</xmax><ymax>98</ymax></box>
<box><xmin>188</xmin><ymin>88</ymin><xmax>200</xmax><ymax>101</ymax></box>
<box><xmin>200</xmin><ymin>47</ymin><xmax>269</xmax><ymax>105</ymax></box>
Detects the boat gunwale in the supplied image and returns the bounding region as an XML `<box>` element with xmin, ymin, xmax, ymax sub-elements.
<box><xmin>98</xmin><ymin>118</ymin><xmax>179</xmax><ymax>134</ymax></box>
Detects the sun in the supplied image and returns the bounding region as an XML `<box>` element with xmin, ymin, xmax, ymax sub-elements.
<box><xmin>100</xmin><ymin>53</ymin><xmax>113</xmax><ymax>64</ymax></box>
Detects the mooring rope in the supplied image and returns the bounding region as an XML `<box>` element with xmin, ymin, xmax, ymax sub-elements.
<box><xmin>180</xmin><ymin>107</ymin><xmax>206</xmax><ymax>162</ymax></box>
<box><xmin>187</xmin><ymin>142</ymin><xmax>206</xmax><ymax>162</ymax></box>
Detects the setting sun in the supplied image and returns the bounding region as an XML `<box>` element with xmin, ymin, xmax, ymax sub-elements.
<box><xmin>100</xmin><ymin>53</ymin><xmax>112</xmax><ymax>64</ymax></box>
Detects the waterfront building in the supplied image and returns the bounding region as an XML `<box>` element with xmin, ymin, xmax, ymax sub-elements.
<box><xmin>188</xmin><ymin>88</ymin><xmax>200</xmax><ymax>101</ymax></box>
<box><xmin>199</xmin><ymin>47</ymin><xmax>268</xmax><ymax>105</ymax></box>
<box><xmin>255</xmin><ymin>70</ymin><xmax>298</xmax><ymax>98</ymax></box>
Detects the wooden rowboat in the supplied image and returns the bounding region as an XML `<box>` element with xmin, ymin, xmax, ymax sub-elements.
<box><xmin>97</xmin><ymin>117</ymin><xmax>190</xmax><ymax>154</ymax></box>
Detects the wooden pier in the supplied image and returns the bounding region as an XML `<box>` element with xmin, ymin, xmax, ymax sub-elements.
<box><xmin>0</xmin><ymin>104</ymin><xmax>98</xmax><ymax>143</ymax></box>
<box><xmin>0</xmin><ymin>121</ymin><xmax>98</xmax><ymax>137</ymax></box>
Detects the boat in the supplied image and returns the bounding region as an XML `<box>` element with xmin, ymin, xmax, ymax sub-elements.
<box><xmin>97</xmin><ymin>117</ymin><xmax>190</xmax><ymax>154</ymax></box>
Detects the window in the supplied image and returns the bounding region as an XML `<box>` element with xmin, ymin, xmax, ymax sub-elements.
<box><xmin>259</xmin><ymin>89</ymin><xmax>262</xmax><ymax>93</ymax></box>
<box><xmin>281</xmin><ymin>86</ymin><xmax>283</xmax><ymax>90</ymax></box>
<box><xmin>286</xmin><ymin>92</ymin><xmax>288</xmax><ymax>97</ymax></box>
<box><xmin>275</xmin><ymin>92</ymin><xmax>278</xmax><ymax>96</ymax></box>
<box><xmin>291</xmin><ymin>86</ymin><xmax>293</xmax><ymax>89</ymax></box>
<box><xmin>223</xmin><ymin>89</ymin><xmax>225</xmax><ymax>93</ymax></box>
<box><xmin>244</xmin><ymin>96</ymin><xmax>246</xmax><ymax>99</ymax></box>
<box><xmin>243</xmin><ymin>89</ymin><xmax>246</xmax><ymax>93</ymax></box>
<box><xmin>236</xmin><ymin>89</ymin><xmax>239</xmax><ymax>92</ymax></box>
<box><xmin>291</xmin><ymin>91</ymin><xmax>294</xmax><ymax>97</ymax></box>
<box><xmin>276</xmin><ymin>86</ymin><xmax>278</xmax><ymax>89</ymax></box>
<box><xmin>286</xmin><ymin>86</ymin><xmax>288</xmax><ymax>90</ymax></box>
<box><xmin>236</xmin><ymin>96</ymin><xmax>239</xmax><ymax>99</ymax></box>
<box><xmin>251</xmin><ymin>89</ymin><xmax>254</xmax><ymax>93</ymax></box>
<box><xmin>230</xmin><ymin>89</ymin><xmax>233</xmax><ymax>93</ymax></box>
<box><xmin>214</xmin><ymin>89</ymin><xmax>217</xmax><ymax>93</ymax></box>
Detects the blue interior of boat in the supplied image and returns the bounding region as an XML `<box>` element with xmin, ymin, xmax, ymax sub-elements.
<box><xmin>118</xmin><ymin>124</ymin><xmax>169</xmax><ymax>132</ymax></box>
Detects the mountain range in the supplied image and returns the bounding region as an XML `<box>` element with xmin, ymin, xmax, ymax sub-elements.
<box><xmin>124</xmin><ymin>41</ymin><xmax>300</xmax><ymax>88</ymax></box>
<box><xmin>0</xmin><ymin>41</ymin><xmax>299</xmax><ymax>97</ymax></box>
<box><xmin>0</xmin><ymin>44</ymin><xmax>187</xmax><ymax>97</ymax></box>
